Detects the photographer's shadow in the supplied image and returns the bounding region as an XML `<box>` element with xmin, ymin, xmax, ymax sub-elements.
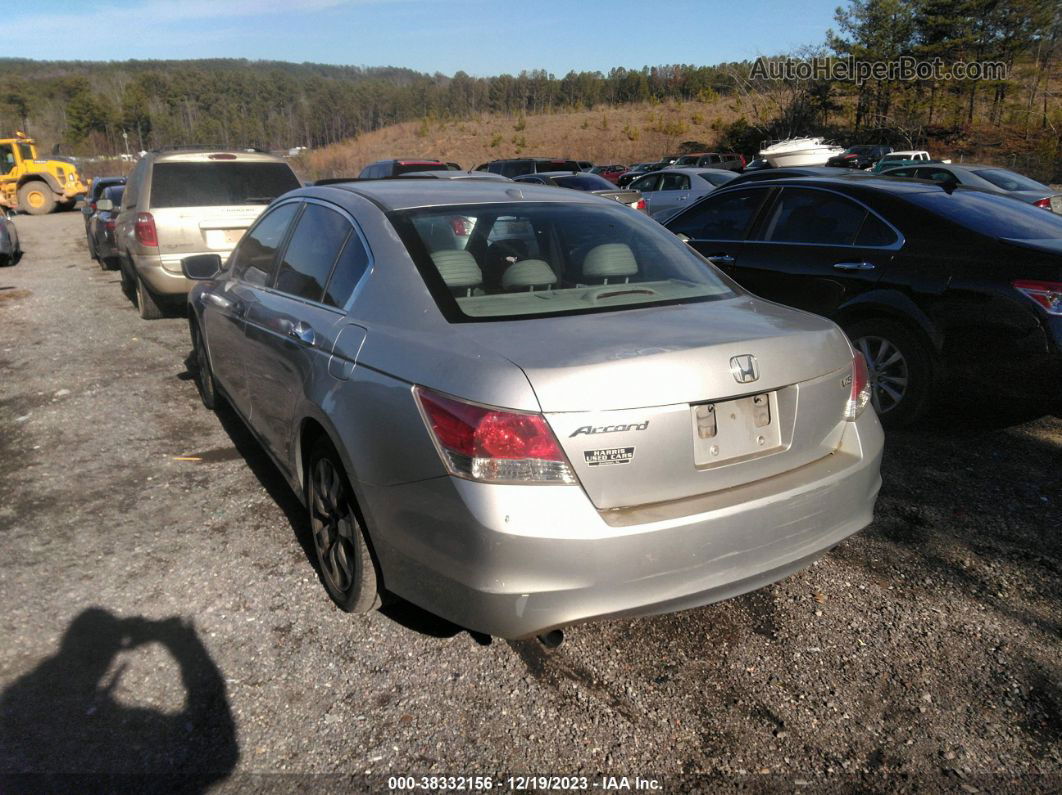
<box><xmin>0</xmin><ymin>607</ymin><xmax>238</xmax><ymax>790</ymax></box>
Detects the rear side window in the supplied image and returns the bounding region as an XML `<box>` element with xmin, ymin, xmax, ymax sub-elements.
<box><xmin>972</xmin><ymin>169</ymin><xmax>1049</xmax><ymax>192</ymax></box>
<box><xmin>659</xmin><ymin>173</ymin><xmax>690</xmax><ymax>191</ymax></box>
<box><xmin>761</xmin><ymin>189</ymin><xmax>867</xmax><ymax>246</ymax></box>
<box><xmin>324</xmin><ymin>233</ymin><xmax>371</xmax><ymax>308</ymax></box>
<box><xmin>631</xmin><ymin>175</ymin><xmax>660</xmax><ymax>192</ymax></box>
<box><xmin>275</xmin><ymin>204</ymin><xmax>350</xmax><ymax>301</ymax></box>
<box><xmin>393</xmin><ymin>162</ymin><xmax>448</xmax><ymax>176</ymax></box>
<box><xmin>149</xmin><ymin>162</ymin><xmax>299</xmax><ymax>208</ymax></box>
<box><xmin>230</xmin><ymin>203</ymin><xmax>299</xmax><ymax>286</ymax></box>
<box><xmin>668</xmin><ymin>189</ymin><xmax>766</xmax><ymax>240</ymax></box>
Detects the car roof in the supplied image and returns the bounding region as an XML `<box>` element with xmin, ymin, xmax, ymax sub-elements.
<box><xmin>301</xmin><ymin>178</ymin><xmax>607</xmax><ymax>211</ymax></box>
<box><xmin>717</xmin><ymin>174</ymin><xmax>949</xmax><ymax>194</ymax></box>
<box><xmin>149</xmin><ymin>149</ymin><xmax>287</xmax><ymax>163</ymax></box>
<box><xmin>395</xmin><ymin>170</ymin><xmax>512</xmax><ymax>181</ymax></box>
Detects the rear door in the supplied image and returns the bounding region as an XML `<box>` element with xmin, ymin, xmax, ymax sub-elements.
<box><xmin>728</xmin><ymin>187</ymin><xmax>900</xmax><ymax>316</ymax></box>
<box><xmin>648</xmin><ymin>172</ymin><xmax>692</xmax><ymax>217</ymax></box>
<box><xmin>202</xmin><ymin>201</ymin><xmax>300</xmax><ymax>420</ymax></box>
<box><xmin>241</xmin><ymin>200</ymin><xmax>371</xmax><ymax>462</ymax></box>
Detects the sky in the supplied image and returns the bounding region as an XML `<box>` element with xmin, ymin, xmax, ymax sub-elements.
<box><xmin>5</xmin><ymin>0</ymin><xmax>841</xmax><ymax>76</ymax></box>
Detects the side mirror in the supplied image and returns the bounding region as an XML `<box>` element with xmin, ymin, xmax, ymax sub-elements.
<box><xmin>96</xmin><ymin>198</ymin><xmax>113</xmax><ymax>211</ymax></box>
<box><xmin>182</xmin><ymin>253</ymin><xmax>223</xmax><ymax>280</ymax></box>
<box><xmin>675</xmin><ymin>232</ymin><xmax>691</xmax><ymax>243</ymax></box>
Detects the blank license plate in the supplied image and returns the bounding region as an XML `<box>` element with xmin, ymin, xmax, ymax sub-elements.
<box><xmin>691</xmin><ymin>392</ymin><xmax>782</xmax><ymax>467</ymax></box>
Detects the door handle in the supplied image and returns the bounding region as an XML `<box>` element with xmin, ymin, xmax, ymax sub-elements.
<box><xmin>707</xmin><ymin>254</ymin><xmax>734</xmax><ymax>266</ymax></box>
<box><xmin>205</xmin><ymin>292</ymin><xmax>242</xmax><ymax>314</ymax></box>
<box><xmin>833</xmin><ymin>261</ymin><xmax>876</xmax><ymax>271</ymax></box>
<box><xmin>287</xmin><ymin>321</ymin><xmax>316</xmax><ymax>346</ymax></box>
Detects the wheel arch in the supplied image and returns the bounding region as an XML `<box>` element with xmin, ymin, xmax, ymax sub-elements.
<box><xmin>833</xmin><ymin>290</ymin><xmax>943</xmax><ymax>357</ymax></box>
<box><xmin>17</xmin><ymin>173</ymin><xmax>61</xmax><ymax>195</ymax></box>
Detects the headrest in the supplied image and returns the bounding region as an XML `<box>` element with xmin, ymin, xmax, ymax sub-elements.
<box><xmin>583</xmin><ymin>243</ymin><xmax>638</xmax><ymax>278</ymax></box>
<box><xmin>430</xmin><ymin>249</ymin><xmax>482</xmax><ymax>289</ymax></box>
<box><xmin>501</xmin><ymin>259</ymin><xmax>557</xmax><ymax>290</ymax></box>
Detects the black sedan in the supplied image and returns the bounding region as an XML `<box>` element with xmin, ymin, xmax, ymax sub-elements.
<box><xmin>665</xmin><ymin>176</ymin><xmax>1062</xmax><ymax>425</ymax></box>
<box><xmin>826</xmin><ymin>145</ymin><xmax>893</xmax><ymax>170</ymax></box>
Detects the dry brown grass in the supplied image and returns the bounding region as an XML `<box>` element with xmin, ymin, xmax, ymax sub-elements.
<box><xmin>300</xmin><ymin>99</ymin><xmax>748</xmax><ymax>178</ymax></box>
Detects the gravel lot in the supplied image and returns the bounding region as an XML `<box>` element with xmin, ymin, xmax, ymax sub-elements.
<box><xmin>0</xmin><ymin>212</ymin><xmax>1059</xmax><ymax>791</ymax></box>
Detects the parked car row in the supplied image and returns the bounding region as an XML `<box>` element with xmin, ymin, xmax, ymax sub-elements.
<box><xmin>71</xmin><ymin>145</ymin><xmax>1059</xmax><ymax>646</ymax></box>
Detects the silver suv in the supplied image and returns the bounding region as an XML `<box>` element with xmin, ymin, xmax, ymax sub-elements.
<box><xmin>114</xmin><ymin>147</ymin><xmax>300</xmax><ymax>318</ymax></box>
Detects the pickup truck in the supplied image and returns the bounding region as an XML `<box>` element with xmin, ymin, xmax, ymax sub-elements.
<box><xmin>872</xmin><ymin>150</ymin><xmax>950</xmax><ymax>173</ymax></box>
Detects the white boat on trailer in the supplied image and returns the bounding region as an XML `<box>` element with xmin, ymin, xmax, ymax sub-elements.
<box><xmin>758</xmin><ymin>137</ymin><xmax>846</xmax><ymax>168</ymax></box>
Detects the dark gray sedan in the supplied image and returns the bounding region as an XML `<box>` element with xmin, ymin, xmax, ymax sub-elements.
<box><xmin>879</xmin><ymin>163</ymin><xmax>1061</xmax><ymax>213</ymax></box>
<box><xmin>181</xmin><ymin>180</ymin><xmax>882</xmax><ymax>640</ymax></box>
<box><xmin>513</xmin><ymin>171</ymin><xmax>646</xmax><ymax>212</ymax></box>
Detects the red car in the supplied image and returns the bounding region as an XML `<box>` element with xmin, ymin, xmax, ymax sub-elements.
<box><xmin>590</xmin><ymin>164</ymin><xmax>628</xmax><ymax>184</ymax></box>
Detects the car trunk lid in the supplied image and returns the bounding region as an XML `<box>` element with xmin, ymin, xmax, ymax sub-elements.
<box><xmin>460</xmin><ymin>296</ymin><xmax>856</xmax><ymax>509</ymax></box>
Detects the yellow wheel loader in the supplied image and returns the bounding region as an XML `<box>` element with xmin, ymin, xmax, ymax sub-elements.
<box><xmin>0</xmin><ymin>131</ymin><xmax>88</xmax><ymax>215</ymax></box>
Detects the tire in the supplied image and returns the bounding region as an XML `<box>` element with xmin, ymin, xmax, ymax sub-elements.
<box><xmin>118</xmin><ymin>258</ymin><xmax>135</xmax><ymax>296</ymax></box>
<box><xmin>844</xmin><ymin>318</ymin><xmax>935</xmax><ymax>428</ymax></box>
<box><xmin>190</xmin><ymin>321</ymin><xmax>220</xmax><ymax>410</ymax></box>
<box><xmin>102</xmin><ymin>255</ymin><xmax>119</xmax><ymax>271</ymax></box>
<box><xmin>18</xmin><ymin>182</ymin><xmax>56</xmax><ymax>215</ymax></box>
<box><xmin>136</xmin><ymin>274</ymin><xmax>164</xmax><ymax>319</ymax></box>
<box><xmin>306</xmin><ymin>438</ymin><xmax>381</xmax><ymax>614</ymax></box>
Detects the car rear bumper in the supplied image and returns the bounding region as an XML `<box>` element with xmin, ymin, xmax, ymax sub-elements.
<box><xmin>133</xmin><ymin>253</ymin><xmax>195</xmax><ymax>296</ymax></box>
<box><xmin>361</xmin><ymin>411</ymin><xmax>883</xmax><ymax>638</ymax></box>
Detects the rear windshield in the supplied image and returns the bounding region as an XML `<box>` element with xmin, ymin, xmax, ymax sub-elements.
<box><xmin>394</xmin><ymin>162</ymin><xmax>449</xmax><ymax>175</ymax></box>
<box><xmin>391</xmin><ymin>201</ymin><xmax>735</xmax><ymax>322</ymax></box>
<box><xmin>971</xmin><ymin>169</ymin><xmax>1049</xmax><ymax>193</ymax></box>
<box><xmin>149</xmin><ymin>162</ymin><xmax>299</xmax><ymax>208</ymax></box>
<box><xmin>552</xmin><ymin>174</ymin><xmax>616</xmax><ymax>191</ymax></box>
<box><xmin>907</xmin><ymin>189</ymin><xmax>1062</xmax><ymax>240</ymax></box>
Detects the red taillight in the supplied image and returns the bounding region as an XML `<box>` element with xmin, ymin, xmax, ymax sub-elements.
<box><xmin>1013</xmin><ymin>280</ymin><xmax>1062</xmax><ymax>315</ymax></box>
<box><xmin>844</xmin><ymin>351</ymin><xmax>872</xmax><ymax>421</ymax></box>
<box><xmin>1033</xmin><ymin>198</ymin><xmax>1052</xmax><ymax>210</ymax></box>
<box><xmin>634</xmin><ymin>198</ymin><xmax>647</xmax><ymax>212</ymax></box>
<box><xmin>134</xmin><ymin>212</ymin><xmax>158</xmax><ymax>247</ymax></box>
<box><xmin>104</xmin><ymin>219</ymin><xmax>116</xmax><ymax>232</ymax></box>
<box><xmin>90</xmin><ymin>201</ymin><xmax>97</xmax><ymax>212</ymax></box>
<box><xmin>414</xmin><ymin>387</ymin><xmax>575</xmax><ymax>483</ymax></box>
<box><xmin>739</xmin><ymin>154</ymin><xmax>747</xmax><ymax>167</ymax></box>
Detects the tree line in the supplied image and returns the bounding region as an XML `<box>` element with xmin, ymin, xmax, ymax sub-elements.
<box><xmin>0</xmin><ymin>0</ymin><xmax>1058</xmax><ymax>179</ymax></box>
<box><xmin>0</xmin><ymin>58</ymin><xmax>737</xmax><ymax>155</ymax></box>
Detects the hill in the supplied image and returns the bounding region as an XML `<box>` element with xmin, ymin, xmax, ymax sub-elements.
<box><xmin>302</xmin><ymin>100</ymin><xmax>747</xmax><ymax>177</ymax></box>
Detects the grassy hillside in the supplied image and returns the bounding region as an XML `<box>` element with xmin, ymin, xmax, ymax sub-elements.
<box><xmin>301</xmin><ymin>96</ymin><xmax>1061</xmax><ymax>182</ymax></box>
<box><xmin>301</xmin><ymin>100</ymin><xmax>748</xmax><ymax>178</ymax></box>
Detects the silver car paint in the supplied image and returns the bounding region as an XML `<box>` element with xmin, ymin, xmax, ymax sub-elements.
<box><xmin>190</xmin><ymin>180</ymin><xmax>884</xmax><ymax>638</ymax></box>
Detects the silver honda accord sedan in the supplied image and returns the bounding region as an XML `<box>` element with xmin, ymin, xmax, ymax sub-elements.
<box><xmin>182</xmin><ymin>179</ymin><xmax>883</xmax><ymax>639</ymax></box>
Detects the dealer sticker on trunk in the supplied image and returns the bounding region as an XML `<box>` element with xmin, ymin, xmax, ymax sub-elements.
<box><xmin>584</xmin><ymin>447</ymin><xmax>635</xmax><ymax>467</ymax></box>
